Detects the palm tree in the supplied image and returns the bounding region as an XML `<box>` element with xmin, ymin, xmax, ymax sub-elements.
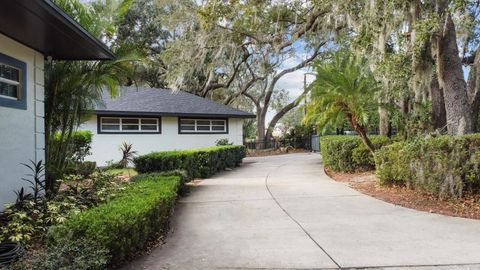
<box><xmin>44</xmin><ymin>0</ymin><xmax>138</xmax><ymax>193</ymax></box>
<box><xmin>305</xmin><ymin>52</ymin><xmax>379</xmax><ymax>153</ymax></box>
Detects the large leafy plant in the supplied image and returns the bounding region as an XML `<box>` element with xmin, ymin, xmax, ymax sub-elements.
<box><xmin>45</xmin><ymin>0</ymin><xmax>139</xmax><ymax>194</ymax></box>
<box><xmin>305</xmin><ymin>51</ymin><xmax>379</xmax><ymax>152</ymax></box>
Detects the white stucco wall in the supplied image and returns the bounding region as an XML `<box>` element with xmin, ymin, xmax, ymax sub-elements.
<box><xmin>0</xmin><ymin>33</ymin><xmax>45</xmax><ymax>209</ymax></box>
<box><xmin>81</xmin><ymin>116</ymin><xmax>244</xmax><ymax>166</ymax></box>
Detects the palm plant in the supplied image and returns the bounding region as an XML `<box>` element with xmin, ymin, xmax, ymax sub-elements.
<box><xmin>44</xmin><ymin>0</ymin><xmax>139</xmax><ymax>193</ymax></box>
<box><xmin>305</xmin><ymin>52</ymin><xmax>379</xmax><ymax>153</ymax></box>
<box><xmin>119</xmin><ymin>142</ymin><xmax>137</xmax><ymax>168</ymax></box>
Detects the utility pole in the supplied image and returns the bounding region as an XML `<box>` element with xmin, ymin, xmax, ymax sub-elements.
<box><xmin>304</xmin><ymin>74</ymin><xmax>307</xmax><ymax>116</ymax></box>
<box><xmin>303</xmin><ymin>72</ymin><xmax>316</xmax><ymax>116</ymax></box>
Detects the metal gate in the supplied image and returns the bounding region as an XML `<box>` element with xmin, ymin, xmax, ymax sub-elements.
<box><xmin>311</xmin><ymin>135</ymin><xmax>320</xmax><ymax>152</ymax></box>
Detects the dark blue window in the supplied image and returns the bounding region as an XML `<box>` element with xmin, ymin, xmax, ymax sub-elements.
<box><xmin>0</xmin><ymin>52</ymin><xmax>27</xmax><ymax>110</ymax></box>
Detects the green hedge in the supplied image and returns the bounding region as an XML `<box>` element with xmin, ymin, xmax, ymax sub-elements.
<box><xmin>320</xmin><ymin>135</ymin><xmax>392</xmax><ymax>172</ymax></box>
<box><xmin>375</xmin><ymin>134</ymin><xmax>480</xmax><ymax>198</ymax></box>
<box><xmin>134</xmin><ymin>145</ymin><xmax>247</xmax><ymax>178</ymax></box>
<box><xmin>53</xmin><ymin>130</ymin><xmax>93</xmax><ymax>162</ymax></box>
<box><xmin>48</xmin><ymin>175</ymin><xmax>180</xmax><ymax>265</ymax></box>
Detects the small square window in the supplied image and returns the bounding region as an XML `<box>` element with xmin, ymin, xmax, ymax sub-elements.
<box><xmin>102</xmin><ymin>118</ymin><xmax>120</xmax><ymax>124</ymax></box>
<box><xmin>141</xmin><ymin>119</ymin><xmax>157</xmax><ymax>125</ymax></box>
<box><xmin>212</xmin><ymin>126</ymin><xmax>225</xmax><ymax>131</ymax></box>
<box><xmin>122</xmin><ymin>124</ymin><xmax>139</xmax><ymax>130</ymax></box>
<box><xmin>0</xmin><ymin>82</ymin><xmax>19</xmax><ymax>99</ymax></box>
<box><xmin>141</xmin><ymin>125</ymin><xmax>157</xmax><ymax>131</ymax></box>
<box><xmin>212</xmin><ymin>120</ymin><xmax>225</xmax><ymax>125</ymax></box>
<box><xmin>102</xmin><ymin>125</ymin><xmax>120</xmax><ymax>131</ymax></box>
<box><xmin>197</xmin><ymin>120</ymin><xmax>210</xmax><ymax>125</ymax></box>
<box><xmin>0</xmin><ymin>53</ymin><xmax>26</xmax><ymax>110</ymax></box>
<box><xmin>122</xmin><ymin>118</ymin><xmax>139</xmax><ymax>124</ymax></box>
<box><xmin>180</xmin><ymin>125</ymin><xmax>195</xmax><ymax>131</ymax></box>
<box><xmin>180</xmin><ymin>119</ymin><xmax>195</xmax><ymax>125</ymax></box>
<box><xmin>197</xmin><ymin>126</ymin><xmax>210</xmax><ymax>131</ymax></box>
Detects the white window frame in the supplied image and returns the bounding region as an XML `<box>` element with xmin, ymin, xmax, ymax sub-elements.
<box><xmin>0</xmin><ymin>52</ymin><xmax>27</xmax><ymax>110</ymax></box>
<box><xmin>0</xmin><ymin>63</ymin><xmax>21</xmax><ymax>100</ymax></box>
<box><xmin>99</xmin><ymin>116</ymin><xmax>161</xmax><ymax>133</ymax></box>
<box><xmin>179</xmin><ymin>118</ymin><xmax>228</xmax><ymax>134</ymax></box>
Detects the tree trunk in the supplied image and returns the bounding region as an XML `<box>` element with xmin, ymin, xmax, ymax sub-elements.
<box><xmin>357</xmin><ymin>127</ymin><xmax>375</xmax><ymax>154</ymax></box>
<box><xmin>347</xmin><ymin>114</ymin><xmax>375</xmax><ymax>153</ymax></box>
<box><xmin>256</xmin><ymin>113</ymin><xmax>266</xmax><ymax>150</ymax></box>
<box><xmin>264</xmin><ymin>98</ymin><xmax>302</xmax><ymax>142</ymax></box>
<box><xmin>467</xmin><ymin>48</ymin><xmax>480</xmax><ymax>131</ymax></box>
<box><xmin>437</xmin><ymin>14</ymin><xmax>473</xmax><ymax>135</ymax></box>
<box><xmin>378</xmin><ymin>105</ymin><xmax>390</xmax><ymax>136</ymax></box>
<box><xmin>431</xmin><ymin>74</ymin><xmax>447</xmax><ymax>130</ymax></box>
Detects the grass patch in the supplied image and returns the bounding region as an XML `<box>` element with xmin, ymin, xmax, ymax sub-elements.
<box><xmin>106</xmin><ymin>168</ymin><xmax>138</xmax><ymax>177</ymax></box>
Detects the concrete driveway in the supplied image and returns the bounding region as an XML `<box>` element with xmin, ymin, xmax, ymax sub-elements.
<box><xmin>123</xmin><ymin>153</ymin><xmax>480</xmax><ymax>270</ymax></box>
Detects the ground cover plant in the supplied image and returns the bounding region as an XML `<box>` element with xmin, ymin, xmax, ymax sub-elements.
<box><xmin>0</xmin><ymin>170</ymin><xmax>123</xmax><ymax>248</ymax></box>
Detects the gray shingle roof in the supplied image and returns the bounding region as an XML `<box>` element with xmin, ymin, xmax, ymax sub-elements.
<box><xmin>94</xmin><ymin>86</ymin><xmax>255</xmax><ymax>118</ymax></box>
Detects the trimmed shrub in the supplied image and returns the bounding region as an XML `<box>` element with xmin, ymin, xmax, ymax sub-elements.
<box><xmin>53</xmin><ymin>130</ymin><xmax>93</xmax><ymax>163</ymax></box>
<box><xmin>133</xmin><ymin>145</ymin><xmax>247</xmax><ymax>178</ymax></box>
<box><xmin>48</xmin><ymin>175</ymin><xmax>180</xmax><ymax>266</ymax></box>
<box><xmin>320</xmin><ymin>135</ymin><xmax>392</xmax><ymax>172</ymax></box>
<box><xmin>65</xmin><ymin>161</ymin><xmax>97</xmax><ymax>177</ymax></box>
<box><xmin>375</xmin><ymin>134</ymin><xmax>480</xmax><ymax>198</ymax></box>
<box><xmin>130</xmin><ymin>170</ymin><xmax>190</xmax><ymax>195</ymax></box>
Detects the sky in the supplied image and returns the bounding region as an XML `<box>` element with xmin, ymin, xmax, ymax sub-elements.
<box><xmin>264</xmin><ymin>43</ymin><xmax>316</xmax><ymax>123</ymax></box>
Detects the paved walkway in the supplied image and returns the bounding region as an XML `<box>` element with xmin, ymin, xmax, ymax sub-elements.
<box><xmin>124</xmin><ymin>153</ymin><xmax>480</xmax><ymax>270</ymax></box>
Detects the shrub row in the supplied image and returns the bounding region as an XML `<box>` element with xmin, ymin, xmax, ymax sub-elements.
<box><xmin>134</xmin><ymin>145</ymin><xmax>247</xmax><ymax>178</ymax></box>
<box><xmin>48</xmin><ymin>175</ymin><xmax>180</xmax><ymax>266</ymax></box>
<box><xmin>320</xmin><ymin>135</ymin><xmax>392</xmax><ymax>172</ymax></box>
<box><xmin>375</xmin><ymin>134</ymin><xmax>480</xmax><ymax>198</ymax></box>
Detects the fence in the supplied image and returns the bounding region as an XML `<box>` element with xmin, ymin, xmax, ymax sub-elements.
<box><xmin>311</xmin><ymin>135</ymin><xmax>320</xmax><ymax>152</ymax></box>
<box><xmin>244</xmin><ymin>137</ymin><xmax>312</xmax><ymax>150</ymax></box>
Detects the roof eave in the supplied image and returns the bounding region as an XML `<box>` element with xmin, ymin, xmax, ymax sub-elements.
<box><xmin>41</xmin><ymin>0</ymin><xmax>115</xmax><ymax>60</ymax></box>
<box><xmin>0</xmin><ymin>0</ymin><xmax>115</xmax><ymax>60</ymax></box>
<box><xmin>94</xmin><ymin>110</ymin><xmax>256</xmax><ymax>119</ymax></box>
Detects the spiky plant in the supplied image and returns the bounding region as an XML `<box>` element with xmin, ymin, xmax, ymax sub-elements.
<box><xmin>119</xmin><ymin>142</ymin><xmax>138</xmax><ymax>168</ymax></box>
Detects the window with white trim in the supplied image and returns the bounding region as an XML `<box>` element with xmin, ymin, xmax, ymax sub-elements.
<box><xmin>179</xmin><ymin>118</ymin><xmax>227</xmax><ymax>133</ymax></box>
<box><xmin>99</xmin><ymin>117</ymin><xmax>160</xmax><ymax>133</ymax></box>
<box><xmin>0</xmin><ymin>53</ymin><xmax>27</xmax><ymax>110</ymax></box>
<box><xmin>0</xmin><ymin>63</ymin><xmax>21</xmax><ymax>100</ymax></box>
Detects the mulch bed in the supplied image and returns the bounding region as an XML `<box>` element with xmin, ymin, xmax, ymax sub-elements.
<box><xmin>247</xmin><ymin>148</ymin><xmax>310</xmax><ymax>157</ymax></box>
<box><xmin>325</xmin><ymin>168</ymin><xmax>480</xmax><ymax>220</ymax></box>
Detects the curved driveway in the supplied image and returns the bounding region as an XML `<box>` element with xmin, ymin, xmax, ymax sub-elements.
<box><xmin>124</xmin><ymin>153</ymin><xmax>480</xmax><ymax>270</ymax></box>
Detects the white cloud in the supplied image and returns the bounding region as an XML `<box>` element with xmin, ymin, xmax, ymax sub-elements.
<box><xmin>275</xmin><ymin>70</ymin><xmax>315</xmax><ymax>99</ymax></box>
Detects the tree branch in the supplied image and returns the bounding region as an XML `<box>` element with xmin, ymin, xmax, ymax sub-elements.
<box><xmin>264</xmin><ymin>87</ymin><xmax>308</xmax><ymax>140</ymax></box>
<box><xmin>201</xmin><ymin>46</ymin><xmax>252</xmax><ymax>96</ymax></box>
<box><xmin>224</xmin><ymin>75</ymin><xmax>265</xmax><ymax>105</ymax></box>
<box><xmin>261</xmin><ymin>40</ymin><xmax>327</xmax><ymax>119</ymax></box>
<box><xmin>243</xmin><ymin>92</ymin><xmax>260</xmax><ymax>107</ymax></box>
<box><xmin>277</xmin><ymin>9</ymin><xmax>327</xmax><ymax>50</ymax></box>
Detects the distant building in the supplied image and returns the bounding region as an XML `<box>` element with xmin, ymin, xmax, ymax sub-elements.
<box><xmin>80</xmin><ymin>87</ymin><xmax>255</xmax><ymax>165</ymax></box>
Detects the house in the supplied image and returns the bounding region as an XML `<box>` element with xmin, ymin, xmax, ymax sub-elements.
<box><xmin>81</xmin><ymin>86</ymin><xmax>255</xmax><ymax>166</ymax></box>
<box><xmin>0</xmin><ymin>0</ymin><xmax>114</xmax><ymax>208</ymax></box>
